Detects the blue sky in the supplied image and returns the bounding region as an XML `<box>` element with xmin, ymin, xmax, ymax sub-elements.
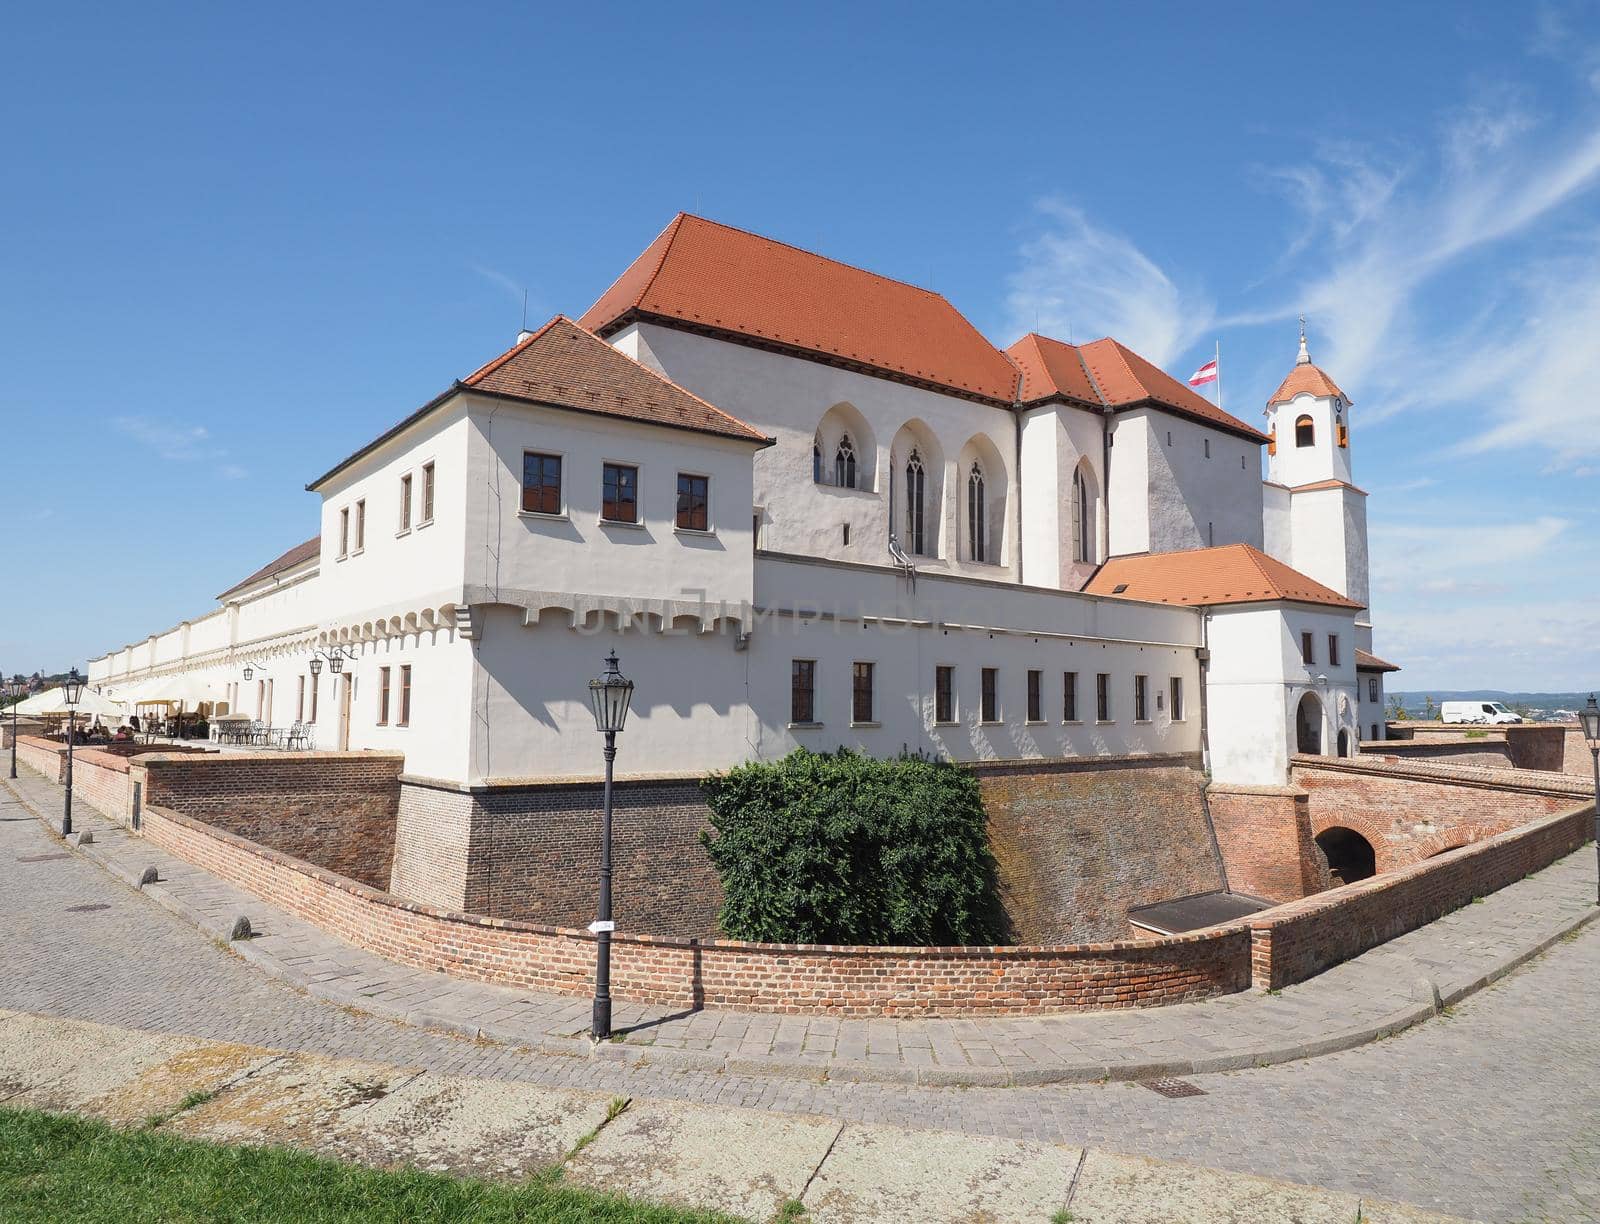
<box><xmin>3</xmin><ymin>1</ymin><xmax>1598</xmax><ymax>691</ymax></box>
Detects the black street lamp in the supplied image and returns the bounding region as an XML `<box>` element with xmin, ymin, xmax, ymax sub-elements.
<box><xmin>1579</xmin><ymin>695</ymin><xmax>1600</xmax><ymax>907</ymax></box>
<box><xmin>6</xmin><ymin>673</ymin><xmax>22</xmax><ymax>780</ymax></box>
<box><xmin>61</xmin><ymin>667</ymin><xmax>83</xmax><ymax>837</ymax></box>
<box><xmin>586</xmin><ymin>650</ymin><xmax>634</xmax><ymax>1041</ymax></box>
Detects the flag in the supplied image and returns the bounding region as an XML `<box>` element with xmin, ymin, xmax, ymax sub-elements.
<box><xmin>1187</xmin><ymin>358</ymin><xmax>1218</xmax><ymax>387</ymax></box>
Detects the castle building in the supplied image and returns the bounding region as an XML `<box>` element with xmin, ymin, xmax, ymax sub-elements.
<box><xmin>89</xmin><ymin>215</ymin><xmax>1395</xmax><ymax>867</ymax></box>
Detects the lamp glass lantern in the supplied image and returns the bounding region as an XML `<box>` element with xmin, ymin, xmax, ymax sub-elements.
<box><xmin>243</xmin><ymin>665</ymin><xmax>254</xmax><ymax>681</ymax></box>
<box><xmin>309</xmin><ymin>656</ymin><xmax>324</xmax><ymax>677</ymax></box>
<box><xmin>329</xmin><ymin>653</ymin><xmax>344</xmax><ymax>675</ymax></box>
<box><xmin>1579</xmin><ymin>694</ymin><xmax>1600</xmax><ymax>745</ymax></box>
<box><xmin>588</xmin><ymin>652</ymin><xmax>634</xmax><ymax>734</ymax></box>
<box><xmin>62</xmin><ymin>668</ymin><xmax>83</xmax><ymax>706</ymax></box>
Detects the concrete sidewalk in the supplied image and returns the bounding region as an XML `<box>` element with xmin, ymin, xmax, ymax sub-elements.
<box><xmin>0</xmin><ymin>1008</ymin><xmax>1466</xmax><ymax>1223</ymax></box>
<box><xmin>6</xmin><ymin>764</ymin><xmax>1597</xmax><ymax>1089</ymax></box>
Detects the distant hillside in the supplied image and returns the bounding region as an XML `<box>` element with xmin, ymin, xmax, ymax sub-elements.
<box><xmin>1390</xmin><ymin>691</ymin><xmax>1593</xmax><ymax>709</ymax></box>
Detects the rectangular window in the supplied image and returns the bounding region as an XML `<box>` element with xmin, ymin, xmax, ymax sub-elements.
<box><xmin>1328</xmin><ymin>634</ymin><xmax>1341</xmax><ymax>666</ymax></box>
<box><xmin>398</xmin><ymin>665</ymin><xmax>411</xmax><ymax>727</ymax></box>
<box><xmin>1027</xmin><ymin>670</ymin><xmax>1042</xmax><ymax>721</ymax></box>
<box><xmin>296</xmin><ymin>675</ymin><xmax>305</xmax><ymax>723</ymax></box>
<box><xmin>1170</xmin><ymin>676</ymin><xmax>1184</xmax><ymax>721</ymax></box>
<box><xmin>1301</xmin><ymin>631</ymin><xmax>1315</xmax><ymax>666</ymax></box>
<box><xmin>354</xmin><ymin>499</ymin><xmax>366</xmax><ymax>551</ymax></box>
<box><xmin>852</xmin><ymin>662</ymin><xmax>874</xmax><ymax>724</ymax></box>
<box><xmin>1368</xmin><ymin>677</ymin><xmax>1379</xmax><ymax>702</ymax></box>
<box><xmin>338</xmin><ymin>507</ymin><xmax>349</xmax><ymax>558</ymax></box>
<box><xmin>791</xmin><ymin>659</ymin><xmax>816</xmax><ymax>724</ymax></box>
<box><xmin>309</xmin><ymin>675</ymin><xmax>319</xmax><ymax>723</ymax></box>
<box><xmin>1096</xmin><ymin>673</ymin><xmax>1111</xmax><ymax>721</ymax></box>
<box><xmin>676</xmin><ymin>473</ymin><xmax>709</xmax><ymax>531</ymax></box>
<box><xmin>1063</xmin><ymin>671</ymin><xmax>1078</xmax><ymax>722</ymax></box>
<box><xmin>421</xmin><ymin>461</ymin><xmax>436</xmax><ymax>524</ymax></box>
<box><xmin>521</xmin><ymin>452</ymin><xmax>562</xmax><ymax>515</ymax></box>
<box><xmin>399</xmin><ymin>473</ymin><xmax>413</xmax><ymax>531</ymax></box>
<box><xmin>377</xmin><ymin>666</ymin><xmax>391</xmax><ymax>725</ymax></box>
<box><xmin>935</xmin><ymin>665</ymin><xmax>955</xmax><ymax>723</ymax></box>
<box><xmin>980</xmin><ymin>667</ymin><xmax>998</xmax><ymax>722</ymax></box>
<box><xmin>1134</xmin><ymin>674</ymin><xmax>1148</xmax><ymax>722</ymax></box>
<box><xmin>1204</xmin><ymin>438</ymin><xmax>1211</xmax><ymax>458</ymax></box>
<box><xmin>602</xmin><ymin>463</ymin><xmax>638</xmax><ymax>523</ymax></box>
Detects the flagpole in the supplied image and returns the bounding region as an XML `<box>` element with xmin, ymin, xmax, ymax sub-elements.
<box><xmin>1215</xmin><ymin>340</ymin><xmax>1222</xmax><ymax>412</ymax></box>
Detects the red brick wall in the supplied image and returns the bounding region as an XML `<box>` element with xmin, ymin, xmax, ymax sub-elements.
<box><xmin>1207</xmin><ymin>784</ymin><xmax>1329</xmax><ymax>902</ymax></box>
<box><xmin>1291</xmin><ymin>755</ymin><xmax>1588</xmax><ymax>871</ymax></box>
<box><xmin>132</xmin><ymin>753</ymin><xmax>404</xmax><ymax>890</ymax></box>
<box><xmin>1374</xmin><ymin>740</ymin><xmax>1514</xmax><ymax>768</ymax></box>
<box><xmin>978</xmin><ymin>756</ymin><xmax>1225</xmax><ymax>942</ymax></box>
<box><xmin>1249</xmin><ymin>801</ymin><xmax>1593</xmax><ymax>990</ymax></box>
<box><xmin>139</xmin><ymin>800</ymin><xmax>1252</xmax><ymax>1017</ymax></box>
<box><xmin>1562</xmin><ymin>729</ymin><xmax>1597</xmax><ymax>778</ymax></box>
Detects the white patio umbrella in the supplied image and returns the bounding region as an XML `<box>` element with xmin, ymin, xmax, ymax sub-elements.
<box><xmin>15</xmin><ymin>686</ymin><xmax>128</xmax><ymax>720</ymax></box>
<box><xmin>138</xmin><ymin>674</ymin><xmax>223</xmax><ymax>707</ymax></box>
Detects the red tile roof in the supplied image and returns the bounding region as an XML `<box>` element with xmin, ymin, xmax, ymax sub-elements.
<box><xmin>1269</xmin><ymin>362</ymin><xmax>1346</xmax><ymax>406</ymax></box>
<box><xmin>1355</xmin><ymin>648</ymin><xmax>1401</xmax><ymax>673</ymax></box>
<box><xmin>1007</xmin><ymin>332</ymin><xmax>1268</xmax><ymax>443</ymax></box>
<box><xmin>462</xmin><ymin>315</ymin><xmax>769</xmax><ymax>444</ymax></box>
<box><xmin>579</xmin><ymin>214</ymin><xmax>1022</xmax><ymax>403</ymax></box>
<box><xmin>1084</xmin><ymin>543</ymin><xmax>1361</xmax><ymax>609</ymax></box>
<box><xmin>217</xmin><ymin>536</ymin><xmax>320</xmax><ymax>601</ymax></box>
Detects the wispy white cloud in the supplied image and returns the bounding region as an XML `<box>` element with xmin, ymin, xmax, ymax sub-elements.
<box><xmin>112</xmin><ymin>416</ymin><xmax>245</xmax><ymax>479</ymax></box>
<box><xmin>1370</xmin><ymin>515</ymin><xmax>1571</xmax><ymax>597</ymax></box>
<box><xmin>1005</xmin><ymin>200</ymin><xmax>1212</xmax><ymax>365</ymax></box>
<box><xmin>470</xmin><ymin>263</ymin><xmax>529</xmax><ymax>308</ymax></box>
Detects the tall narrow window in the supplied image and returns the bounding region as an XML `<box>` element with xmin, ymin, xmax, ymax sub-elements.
<box><xmin>354</xmin><ymin>500</ymin><xmax>365</xmax><ymax>551</ymax></box>
<box><xmin>1170</xmin><ymin>676</ymin><xmax>1184</xmax><ymax>721</ymax></box>
<box><xmin>980</xmin><ymin>667</ymin><xmax>998</xmax><ymax>722</ymax></box>
<box><xmin>338</xmin><ymin>507</ymin><xmax>349</xmax><ymax>558</ymax></box>
<box><xmin>812</xmin><ymin>437</ymin><xmax>823</xmax><ymax>484</ymax></box>
<box><xmin>399</xmin><ymin>473</ymin><xmax>413</xmax><ymax>532</ymax></box>
<box><xmin>398</xmin><ymin>665</ymin><xmax>411</xmax><ymax>727</ymax></box>
<box><xmin>904</xmin><ymin>449</ymin><xmax>926</xmax><ymax>555</ymax></box>
<box><xmin>1063</xmin><ymin>671</ymin><xmax>1078</xmax><ymax>721</ymax></box>
<box><xmin>834</xmin><ymin>435</ymin><xmax>857</xmax><ymax>489</ymax></box>
<box><xmin>935</xmin><ymin>665</ymin><xmax>955</xmax><ymax>723</ymax></box>
<box><xmin>676</xmin><ymin>473</ymin><xmax>709</xmax><ymax>531</ymax></box>
<box><xmin>1072</xmin><ymin>467</ymin><xmax>1093</xmax><ymax>563</ymax></box>
<box><xmin>1027</xmin><ymin>670</ymin><xmax>1042</xmax><ymax>721</ymax></box>
<box><xmin>602</xmin><ymin>463</ymin><xmax>638</xmax><ymax>523</ymax></box>
<box><xmin>791</xmin><ymin>660</ymin><xmax>816</xmax><ymax>724</ymax></box>
<box><xmin>967</xmin><ymin>462</ymin><xmax>987</xmax><ymax>562</ymax></box>
<box><xmin>522</xmin><ymin>452</ymin><xmax>562</xmax><ymax>515</ymax></box>
<box><xmin>852</xmin><ymin>662</ymin><xmax>874</xmax><ymax>724</ymax></box>
<box><xmin>1096</xmin><ymin>672</ymin><xmax>1111</xmax><ymax>721</ymax></box>
<box><xmin>377</xmin><ymin>666</ymin><xmax>391</xmax><ymax>725</ymax></box>
<box><xmin>309</xmin><ymin>675</ymin><xmax>319</xmax><ymax>723</ymax></box>
<box><xmin>420</xmin><ymin>461</ymin><xmax>435</xmax><ymax>524</ymax></box>
<box><xmin>1327</xmin><ymin>634</ymin><xmax>1341</xmax><ymax>666</ymax></box>
<box><xmin>1295</xmin><ymin>415</ymin><xmax>1315</xmax><ymax>447</ymax></box>
<box><xmin>1134</xmin><ymin>674</ymin><xmax>1149</xmax><ymax>722</ymax></box>
<box><xmin>1301</xmin><ymin>631</ymin><xmax>1315</xmax><ymax>665</ymax></box>
<box><xmin>1203</xmin><ymin>438</ymin><xmax>1211</xmax><ymax>459</ymax></box>
<box><xmin>1368</xmin><ymin>677</ymin><xmax>1379</xmax><ymax>703</ymax></box>
<box><xmin>296</xmin><ymin>675</ymin><xmax>305</xmax><ymax>723</ymax></box>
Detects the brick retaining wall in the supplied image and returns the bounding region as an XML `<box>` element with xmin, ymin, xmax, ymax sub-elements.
<box><xmin>140</xmin><ymin>799</ymin><xmax>1253</xmax><ymax>1017</ymax></box>
<box><xmin>1206</xmin><ymin>784</ymin><xmax>1329</xmax><ymax>902</ymax></box>
<box><xmin>1248</xmin><ymin>801</ymin><xmax>1594</xmax><ymax>990</ymax></box>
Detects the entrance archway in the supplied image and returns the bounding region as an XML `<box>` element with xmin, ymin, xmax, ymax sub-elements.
<box><xmin>1296</xmin><ymin>692</ymin><xmax>1323</xmax><ymax>755</ymax></box>
<box><xmin>1316</xmin><ymin>826</ymin><xmax>1376</xmax><ymax>886</ymax></box>
<box><xmin>1336</xmin><ymin>728</ymin><xmax>1351</xmax><ymax>757</ymax></box>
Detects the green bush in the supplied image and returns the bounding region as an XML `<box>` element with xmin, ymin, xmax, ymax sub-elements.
<box><xmin>699</xmin><ymin>749</ymin><xmax>1001</xmax><ymax>946</ymax></box>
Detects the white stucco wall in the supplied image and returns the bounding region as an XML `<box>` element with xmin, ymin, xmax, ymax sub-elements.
<box><xmin>1265</xmin><ymin>392</ymin><xmax>1353</xmax><ymax>489</ymax></box>
<box><xmin>1019</xmin><ymin>402</ymin><xmax>1106</xmax><ymax>590</ymax></box>
<box><xmin>1136</xmin><ymin>408</ymin><xmax>1265</xmax><ymax>554</ymax></box>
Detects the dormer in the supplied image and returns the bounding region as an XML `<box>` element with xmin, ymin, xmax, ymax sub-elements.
<box><xmin>1264</xmin><ymin>322</ymin><xmax>1352</xmax><ymax>489</ymax></box>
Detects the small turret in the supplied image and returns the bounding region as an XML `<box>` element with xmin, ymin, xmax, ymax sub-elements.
<box><xmin>1264</xmin><ymin>319</ymin><xmax>1351</xmax><ymax>489</ymax></box>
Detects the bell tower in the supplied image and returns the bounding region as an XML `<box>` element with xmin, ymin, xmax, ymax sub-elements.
<box><xmin>1264</xmin><ymin>318</ymin><xmax>1353</xmax><ymax>489</ymax></box>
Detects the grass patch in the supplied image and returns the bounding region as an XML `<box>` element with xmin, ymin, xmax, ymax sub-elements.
<box><xmin>141</xmin><ymin>1087</ymin><xmax>219</xmax><ymax>1131</ymax></box>
<box><xmin>0</xmin><ymin>1105</ymin><xmax>742</xmax><ymax>1223</ymax></box>
<box><xmin>773</xmin><ymin>1201</ymin><xmax>806</xmax><ymax>1221</ymax></box>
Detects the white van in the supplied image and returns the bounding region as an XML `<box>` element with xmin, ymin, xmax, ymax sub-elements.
<box><xmin>1440</xmin><ymin>700</ymin><xmax>1523</xmax><ymax>725</ymax></box>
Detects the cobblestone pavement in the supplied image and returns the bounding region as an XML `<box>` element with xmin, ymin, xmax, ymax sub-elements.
<box><xmin>3</xmin><ymin>778</ymin><xmax>1599</xmax><ymax>1220</ymax></box>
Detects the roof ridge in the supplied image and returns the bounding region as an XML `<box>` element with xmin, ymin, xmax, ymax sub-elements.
<box><xmin>576</xmin><ymin>214</ymin><xmax>685</xmax><ymax>326</ymax></box>
<box><xmin>459</xmin><ymin>315</ymin><xmax>563</xmax><ymax>386</ymax></box>
<box><xmin>561</xmin><ymin>316</ymin><xmax>769</xmax><ymax>442</ymax></box>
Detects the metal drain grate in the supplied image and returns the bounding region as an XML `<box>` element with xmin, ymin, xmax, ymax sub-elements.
<box><xmin>18</xmin><ymin>854</ymin><xmax>70</xmax><ymax>863</ymax></box>
<box><xmin>1141</xmin><ymin>1077</ymin><xmax>1206</xmax><ymax>1098</ymax></box>
<box><xmin>64</xmin><ymin>903</ymin><xmax>111</xmax><ymax>914</ymax></box>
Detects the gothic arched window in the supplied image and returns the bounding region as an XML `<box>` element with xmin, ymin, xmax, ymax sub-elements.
<box><xmin>834</xmin><ymin>434</ymin><xmax>857</xmax><ymax>490</ymax></box>
<box><xmin>967</xmin><ymin>461</ymin><xmax>987</xmax><ymax>563</ymax></box>
<box><xmin>1072</xmin><ymin>466</ymin><xmax>1094</xmax><ymax>564</ymax></box>
<box><xmin>904</xmin><ymin>449</ymin><xmax>926</xmax><ymax>555</ymax></box>
<box><xmin>812</xmin><ymin>436</ymin><xmax>823</xmax><ymax>484</ymax></box>
<box><xmin>1295</xmin><ymin>415</ymin><xmax>1315</xmax><ymax>448</ymax></box>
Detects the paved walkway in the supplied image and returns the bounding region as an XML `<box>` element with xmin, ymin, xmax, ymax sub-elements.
<box><xmin>5</xmin><ymin>765</ymin><xmax>1595</xmax><ymax>1089</ymax></box>
<box><xmin>0</xmin><ymin>1008</ymin><xmax>1464</xmax><ymax>1224</ymax></box>
<box><xmin>6</xmin><ymin>767</ymin><xmax>1600</xmax><ymax>1219</ymax></box>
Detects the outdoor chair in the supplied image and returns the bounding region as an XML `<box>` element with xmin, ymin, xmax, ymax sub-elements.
<box><xmin>285</xmin><ymin>722</ymin><xmax>310</xmax><ymax>750</ymax></box>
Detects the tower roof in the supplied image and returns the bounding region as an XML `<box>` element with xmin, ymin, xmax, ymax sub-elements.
<box><xmin>1268</xmin><ymin>320</ymin><xmax>1347</xmax><ymax>406</ymax></box>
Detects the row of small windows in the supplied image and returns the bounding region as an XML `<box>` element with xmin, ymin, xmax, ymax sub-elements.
<box><xmin>336</xmin><ymin>462</ymin><xmax>436</xmax><ymax>560</ymax></box>
<box><xmin>1300</xmin><ymin>632</ymin><xmax>1342</xmax><ymax>668</ymax></box>
<box><xmin>791</xmin><ymin>662</ymin><xmax>1183</xmax><ymax>727</ymax></box>
<box><xmin>523</xmin><ymin>452</ymin><xmax>711</xmax><ymax>532</ymax></box>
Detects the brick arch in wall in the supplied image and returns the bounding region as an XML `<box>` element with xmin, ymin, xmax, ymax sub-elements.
<box><xmin>1412</xmin><ymin>825</ymin><xmax>1513</xmax><ymax>861</ymax></box>
<box><xmin>1309</xmin><ymin>810</ymin><xmax>1395</xmax><ymax>874</ymax></box>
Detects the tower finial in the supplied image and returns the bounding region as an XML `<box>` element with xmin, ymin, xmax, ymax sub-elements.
<box><xmin>1296</xmin><ymin>315</ymin><xmax>1310</xmax><ymax>365</ymax></box>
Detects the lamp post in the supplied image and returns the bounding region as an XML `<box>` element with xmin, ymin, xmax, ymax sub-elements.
<box><xmin>6</xmin><ymin>674</ymin><xmax>22</xmax><ymax>780</ymax></box>
<box><xmin>61</xmin><ymin>667</ymin><xmax>83</xmax><ymax>837</ymax></box>
<box><xmin>1579</xmin><ymin>695</ymin><xmax>1600</xmax><ymax>907</ymax></box>
<box><xmin>586</xmin><ymin>650</ymin><xmax>634</xmax><ymax>1041</ymax></box>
